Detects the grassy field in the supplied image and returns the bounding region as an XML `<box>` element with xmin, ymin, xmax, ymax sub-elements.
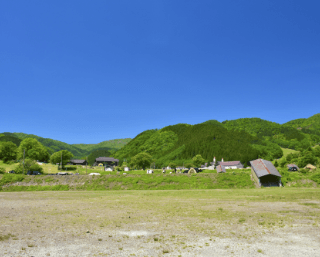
<box><xmin>0</xmin><ymin>189</ymin><xmax>319</xmax><ymax>256</ymax></box>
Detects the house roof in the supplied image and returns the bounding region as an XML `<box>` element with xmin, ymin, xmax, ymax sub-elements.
<box><xmin>216</xmin><ymin>165</ymin><xmax>226</xmax><ymax>173</ymax></box>
<box><xmin>70</xmin><ymin>159</ymin><xmax>86</xmax><ymax>164</ymax></box>
<box><xmin>250</xmin><ymin>159</ymin><xmax>281</xmax><ymax>178</ymax></box>
<box><xmin>219</xmin><ymin>161</ymin><xmax>242</xmax><ymax>166</ymax></box>
<box><xmin>95</xmin><ymin>157</ymin><xmax>119</xmax><ymax>162</ymax></box>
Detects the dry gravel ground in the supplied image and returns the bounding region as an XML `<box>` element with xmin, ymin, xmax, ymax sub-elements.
<box><xmin>0</xmin><ymin>189</ymin><xmax>320</xmax><ymax>256</ymax></box>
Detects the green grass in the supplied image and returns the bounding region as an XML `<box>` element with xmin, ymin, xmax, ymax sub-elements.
<box><xmin>280</xmin><ymin>148</ymin><xmax>300</xmax><ymax>159</ymax></box>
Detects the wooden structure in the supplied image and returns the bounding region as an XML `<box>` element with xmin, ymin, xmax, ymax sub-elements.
<box><xmin>250</xmin><ymin>159</ymin><xmax>282</xmax><ymax>187</ymax></box>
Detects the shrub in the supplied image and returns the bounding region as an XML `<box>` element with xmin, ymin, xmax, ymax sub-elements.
<box><xmin>0</xmin><ymin>167</ymin><xmax>5</xmax><ymax>174</ymax></box>
<box><xmin>14</xmin><ymin>159</ymin><xmax>43</xmax><ymax>174</ymax></box>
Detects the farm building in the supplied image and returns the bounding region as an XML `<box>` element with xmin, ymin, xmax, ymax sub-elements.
<box><xmin>68</xmin><ymin>159</ymin><xmax>88</xmax><ymax>165</ymax></box>
<box><xmin>304</xmin><ymin>164</ymin><xmax>316</xmax><ymax>170</ymax></box>
<box><xmin>217</xmin><ymin>161</ymin><xmax>244</xmax><ymax>169</ymax></box>
<box><xmin>94</xmin><ymin>157</ymin><xmax>119</xmax><ymax>167</ymax></box>
<box><xmin>250</xmin><ymin>159</ymin><xmax>282</xmax><ymax>187</ymax></box>
<box><xmin>216</xmin><ymin>165</ymin><xmax>226</xmax><ymax>173</ymax></box>
<box><xmin>287</xmin><ymin>164</ymin><xmax>299</xmax><ymax>171</ymax></box>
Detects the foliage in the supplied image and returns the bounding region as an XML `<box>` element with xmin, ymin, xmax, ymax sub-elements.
<box><xmin>168</xmin><ymin>163</ymin><xmax>177</xmax><ymax>169</ymax></box>
<box><xmin>72</xmin><ymin>138</ymin><xmax>131</xmax><ymax>152</ymax></box>
<box><xmin>0</xmin><ymin>133</ymin><xmax>22</xmax><ymax>146</ymax></box>
<box><xmin>14</xmin><ymin>159</ymin><xmax>43</xmax><ymax>174</ymax></box>
<box><xmin>192</xmin><ymin>154</ymin><xmax>205</xmax><ymax>167</ymax></box>
<box><xmin>0</xmin><ymin>167</ymin><xmax>5</xmax><ymax>174</ymax></box>
<box><xmin>87</xmin><ymin>149</ymin><xmax>112</xmax><ymax>166</ymax></box>
<box><xmin>130</xmin><ymin>152</ymin><xmax>153</xmax><ymax>170</ymax></box>
<box><xmin>0</xmin><ymin>141</ymin><xmax>18</xmax><ymax>163</ymax></box>
<box><xmin>18</xmin><ymin>138</ymin><xmax>50</xmax><ymax>162</ymax></box>
<box><xmin>50</xmin><ymin>150</ymin><xmax>74</xmax><ymax>168</ymax></box>
<box><xmin>185</xmin><ymin>163</ymin><xmax>193</xmax><ymax>168</ymax></box>
<box><xmin>0</xmin><ymin>174</ymin><xmax>25</xmax><ymax>186</ymax></box>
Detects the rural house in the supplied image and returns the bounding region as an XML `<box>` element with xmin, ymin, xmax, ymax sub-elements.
<box><xmin>304</xmin><ymin>164</ymin><xmax>316</xmax><ymax>170</ymax></box>
<box><xmin>68</xmin><ymin>159</ymin><xmax>88</xmax><ymax>165</ymax></box>
<box><xmin>250</xmin><ymin>159</ymin><xmax>282</xmax><ymax>187</ymax></box>
<box><xmin>216</xmin><ymin>165</ymin><xmax>226</xmax><ymax>173</ymax></box>
<box><xmin>94</xmin><ymin>157</ymin><xmax>119</xmax><ymax>167</ymax></box>
<box><xmin>217</xmin><ymin>161</ymin><xmax>244</xmax><ymax>169</ymax></box>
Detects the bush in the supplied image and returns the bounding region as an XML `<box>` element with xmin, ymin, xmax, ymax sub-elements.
<box><xmin>0</xmin><ymin>167</ymin><xmax>6</xmax><ymax>174</ymax></box>
<box><xmin>14</xmin><ymin>159</ymin><xmax>43</xmax><ymax>174</ymax></box>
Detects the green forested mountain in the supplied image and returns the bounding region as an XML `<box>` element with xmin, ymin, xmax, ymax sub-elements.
<box><xmin>221</xmin><ymin>116</ymin><xmax>320</xmax><ymax>150</ymax></box>
<box><xmin>0</xmin><ymin>133</ymin><xmax>22</xmax><ymax>146</ymax></box>
<box><xmin>0</xmin><ymin>132</ymin><xmax>130</xmax><ymax>158</ymax></box>
<box><xmin>72</xmin><ymin>138</ymin><xmax>131</xmax><ymax>153</ymax></box>
<box><xmin>114</xmin><ymin>123</ymin><xmax>283</xmax><ymax>167</ymax></box>
<box><xmin>283</xmin><ymin>113</ymin><xmax>320</xmax><ymax>131</ymax></box>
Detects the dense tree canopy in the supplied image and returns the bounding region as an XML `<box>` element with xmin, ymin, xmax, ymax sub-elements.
<box><xmin>50</xmin><ymin>150</ymin><xmax>74</xmax><ymax>168</ymax></box>
<box><xmin>130</xmin><ymin>152</ymin><xmax>153</xmax><ymax>170</ymax></box>
<box><xmin>18</xmin><ymin>138</ymin><xmax>50</xmax><ymax>162</ymax></box>
<box><xmin>0</xmin><ymin>141</ymin><xmax>18</xmax><ymax>163</ymax></box>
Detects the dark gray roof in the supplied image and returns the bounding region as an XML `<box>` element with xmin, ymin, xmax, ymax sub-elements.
<box><xmin>250</xmin><ymin>159</ymin><xmax>281</xmax><ymax>178</ymax></box>
<box><xmin>70</xmin><ymin>159</ymin><xmax>86</xmax><ymax>164</ymax></box>
<box><xmin>219</xmin><ymin>161</ymin><xmax>242</xmax><ymax>166</ymax></box>
<box><xmin>216</xmin><ymin>165</ymin><xmax>226</xmax><ymax>173</ymax></box>
<box><xmin>95</xmin><ymin>157</ymin><xmax>119</xmax><ymax>162</ymax></box>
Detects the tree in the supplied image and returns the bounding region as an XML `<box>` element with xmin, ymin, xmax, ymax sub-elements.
<box><xmin>0</xmin><ymin>167</ymin><xmax>6</xmax><ymax>174</ymax></box>
<box><xmin>0</xmin><ymin>141</ymin><xmax>18</xmax><ymax>163</ymax></box>
<box><xmin>18</xmin><ymin>138</ymin><xmax>50</xmax><ymax>162</ymax></box>
<box><xmin>192</xmin><ymin>154</ymin><xmax>205</xmax><ymax>167</ymax></box>
<box><xmin>14</xmin><ymin>159</ymin><xmax>43</xmax><ymax>174</ymax></box>
<box><xmin>130</xmin><ymin>152</ymin><xmax>153</xmax><ymax>170</ymax></box>
<box><xmin>185</xmin><ymin>163</ymin><xmax>193</xmax><ymax>168</ymax></box>
<box><xmin>274</xmin><ymin>160</ymin><xmax>279</xmax><ymax>167</ymax></box>
<box><xmin>50</xmin><ymin>150</ymin><xmax>74</xmax><ymax>168</ymax></box>
<box><xmin>168</xmin><ymin>163</ymin><xmax>177</xmax><ymax>169</ymax></box>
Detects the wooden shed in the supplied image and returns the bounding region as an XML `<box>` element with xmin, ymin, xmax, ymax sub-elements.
<box><xmin>250</xmin><ymin>159</ymin><xmax>282</xmax><ymax>187</ymax></box>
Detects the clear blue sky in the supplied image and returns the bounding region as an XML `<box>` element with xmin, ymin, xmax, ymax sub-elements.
<box><xmin>1</xmin><ymin>1</ymin><xmax>319</xmax><ymax>144</ymax></box>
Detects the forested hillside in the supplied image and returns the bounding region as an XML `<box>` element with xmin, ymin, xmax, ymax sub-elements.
<box><xmin>0</xmin><ymin>133</ymin><xmax>129</xmax><ymax>158</ymax></box>
<box><xmin>284</xmin><ymin>113</ymin><xmax>320</xmax><ymax>132</ymax></box>
<box><xmin>72</xmin><ymin>138</ymin><xmax>131</xmax><ymax>152</ymax></box>
<box><xmin>222</xmin><ymin>116</ymin><xmax>320</xmax><ymax>150</ymax></box>
<box><xmin>114</xmin><ymin>123</ymin><xmax>283</xmax><ymax>167</ymax></box>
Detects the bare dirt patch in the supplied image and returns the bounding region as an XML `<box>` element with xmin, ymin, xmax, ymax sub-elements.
<box><xmin>0</xmin><ymin>189</ymin><xmax>320</xmax><ymax>256</ymax></box>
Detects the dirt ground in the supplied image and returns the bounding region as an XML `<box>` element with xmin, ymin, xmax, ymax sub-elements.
<box><xmin>0</xmin><ymin>189</ymin><xmax>320</xmax><ymax>256</ymax></box>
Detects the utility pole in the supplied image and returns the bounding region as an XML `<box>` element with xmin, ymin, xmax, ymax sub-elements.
<box><xmin>86</xmin><ymin>156</ymin><xmax>87</xmax><ymax>175</ymax></box>
<box><xmin>60</xmin><ymin>152</ymin><xmax>62</xmax><ymax>171</ymax></box>
<box><xmin>23</xmin><ymin>149</ymin><xmax>25</xmax><ymax>174</ymax></box>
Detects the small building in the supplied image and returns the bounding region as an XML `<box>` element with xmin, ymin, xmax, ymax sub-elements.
<box><xmin>287</xmin><ymin>164</ymin><xmax>299</xmax><ymax>171</ymax></box>
<box><xmin>304</xmin><ymin>164</ymin><xmax>316</xmax><ymax>170</ymax></box>
<box><xmin>95</xmin><ymin>157</ymin><xmax>119</xmax><ymax>167</ymax></box>
<box><xmin>216</xmin><ymin>165</ymin><xmax>226</xmax><ymax>173</ymax></box>
<box><xmin>68</xmin><ymin>159</ymin><xmax>88</xmax><ymax>165</ymax></box>
<box><xmin>217</xmin><ymin>161</ymin><xmax>244</xmax><ymax>169</ymax></box>
<box><xmin>250</xmin><ymin>159</ymin><xmax>282</xmax><ymax>187</ymax></box>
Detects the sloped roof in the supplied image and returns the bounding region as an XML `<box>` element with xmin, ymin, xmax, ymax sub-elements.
<box><xmin>250</xmin><ymin>159</ymin><xmax>281</xmax><ymax>178</ymax></box>
<box><xmin>70</xmin><ymin>159</ymin><xmax>86</xmax><ymax>164</ymax></box>
<box><xmin>95</xmin><ymin>157</ymin><xmax>119</xmax><ymax>162</ymax></box>
<box><xmin>304</xmin><ymin>164</ymin><xmax>316</xmax><ymax>169</ymax></box>
<box><xmin>216</xmin><ymin>165</ymin><xmax>226</xmax><ymax>173</ymax></box>
<box><xmin>219</xmin><ymin>161</ymin><xmax>242</xmax><ymax>166</ymax></box>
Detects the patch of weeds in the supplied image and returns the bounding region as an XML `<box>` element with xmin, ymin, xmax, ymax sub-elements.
<box><xmin>154</xmin><ymin>237</ymin><xmax>159</xmax><ymax>241</ymax></box>
<box><xmin>258</xmin><ymin>249</ymin><xmax>263</xmax><ymax>253</ymax></box>
<box><xmin>119</xmin><ymin>247</ymin><xmax>123</xmax><ymax>250</ymax></box>
<box><xmin>162</xmin><ymin>249</ymin><xmax>169</xmax><ymax>254</ymax></box>
<box><xmin>27</xmin><ymin>243</ymin><xmax>35</xmax><ymax>247</ymax></box>
<box><xmin>239</xmin><ymin>218</ymin><xmax>246</xmax><ymax>223</ymax></box>
<box><xmin>98</xmin><ymin>238</ymin><xmax>102</xmax><ymax>241</ymax></box>
<box><xmin>21</xmin><ymin>247</ymin><xmax>26</xmax><ymax>250</ymax></box>
<box><xmin>0</xmin><ymin>233</ymin><xmax>15</xmax><ymax>241</ymax></box>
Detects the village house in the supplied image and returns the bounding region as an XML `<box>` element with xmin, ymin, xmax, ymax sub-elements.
<box><xmin>68</xmin><ymin>159</ymin><xmax>88</xmax><ymax>165</ymax></box>
<box><xmin>217</xmin><ymin>161</ymin><xmax>244</xmax><ymax>169</ymax></box>
<box><xmin>216</xmin><ymin>165</ymin><xmax>226</xmax><ymax>173</ymax></box>
<box><xmin>94</xmin><ymin>157</ymin><xmax>119</xmax><ymax>167</ymax></box>
<box><xmin>250</xmin><ymin>159</ymin><xmax>282</xmax><ymax>187</ymax></box>
<box><xmin>287</xmin><ymin>164</ymin><xmax>299</xmax><ymax>171</ymax></box>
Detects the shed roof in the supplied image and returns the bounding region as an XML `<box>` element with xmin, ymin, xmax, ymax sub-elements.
<box><xmin>95</xmin><ymin>157</ymin><xmax>119</xmax><ymax>162</ymax></box>
<box><xmin>250</xmin><ymin>159</ymin><xmax>281</xmax><ymax>178</ymax></box>
<box><xmin>70</xmin><ymin>159</ymin><xmax>86</xmax><ymax>164</ymax></box>
<box><xmin>219</xmin><ymin>161</ymin><xmax>242</xmax><ymax>166</ymax></box>
<box><xmin>216</xmin><ymin>165</ymin><xmax>226</xmax><ymax>173</ymax></box>
<box><xmin>304</xmin><ymin>164</ymin><xmax>316</xmax><ymax>169</ymax></box>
